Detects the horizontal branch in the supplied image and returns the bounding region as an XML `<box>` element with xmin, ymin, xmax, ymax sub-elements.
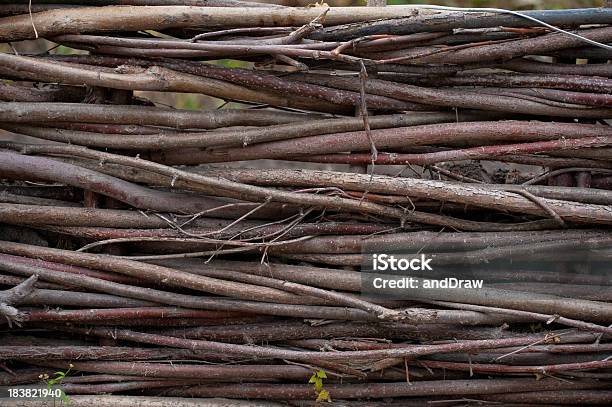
<box><xmin>0</xmin><ymin>82</ymin><xmax>86</xmax><ymax>103</ymax></box>
<box><xmin>0</xmin><ymin>102</ymin><xmax>313</xmax><ymax>129</ymax></box>
<box><xmin>290</xmin><ymin>74</ymin><xmax>612</xmax><ymax>117</ymax></box>
<box><xmin>0</xmin><ymin>256</ymin><xmax>379</xmax><ymax>320</ymax></box>
<box><xmin>312</xmin><ymin>8</ymin><xmax>612</xmax><ymax>40</ymax></box>
<box><xmin>0</xmin><ymin>246</ymin><xmax>319</xmax><ymax>305</ymax></box>
<box><xmin>153</xmin><ymin>377</ymin><xmax>608</xmax><ymax>398</ymax></box>
<box><xmin>387</xmin><ymin>72</ymin><xmax>612</xmax><ymax>95</ymax></box>
<box><xmin>180</xmin><ymin>167</ymin><xmax>612</xmax><ymax>225</ymax></box>
<box><xmin>1</xmin><ymin>111</ymin><xmax>467</xmax><ymax>150</ymax></box>
<box><xmin>42</xmin><ymin>54</ymin><xmax>424</xmax><ymax>111</ymax></box>
<box><xmin>0</xmin><ymin>5</ymin><xmax>435</xmax><ymax>41</ymax></box>
<box><xmin>302</xmin><ymin>136</ymin><xmax>612</xmax><ymax>166</ymax></box>
<box><xmin>148</xmin><ymin>121</ymin><xmax>611</xmax><ymax>164</ymax></box>
<box><xmin>0</xmin><ymin>345</ymin><xmax>202</xmax><ymax>361</ymax></box>
<box><xmin>0</xmin><ymin>56</ymin><xmax>347</xmax><ymax>113</ymax></box>
<box><xmin>500</xmin><ymin>58</ymin><xmax>612</xmax><ymax>78</ymax></box>
<box><xmin>409</xmin><ymin>27</ymin><xmax>612</xmax><ymax>65</ymax></box>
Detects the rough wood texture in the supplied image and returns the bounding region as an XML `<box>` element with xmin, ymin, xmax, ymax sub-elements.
<box><xmin>1</xmin><ymin>3</ymin><xmax>611</xmax><ymax>405</ymax></box>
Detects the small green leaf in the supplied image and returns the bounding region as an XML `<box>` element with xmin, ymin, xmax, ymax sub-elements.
<box><xmin>314</xmin><ymin>378</ymin><xmax>323</xmax><ymax>391</ymax></box>
<box><xmin>60</xmin><ymin>391</ymin><xmax>71</xmax><ymax>405</ymax></box>
<box><xmin>316</xmin><ymin>389</ymin><xmax>331</xmax><ymax>402</ymax></box>
<box><xmin>316</xmin><ymin>370</ymin><xmax>327</xmax><ymax>379</ymax></box>
<box><xmin>308</xmin><ymin>374</ymin><xmax>317</xmax><ymax>384</ymax></box>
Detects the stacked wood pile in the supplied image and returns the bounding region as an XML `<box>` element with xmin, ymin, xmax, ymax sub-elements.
<box><xmin>0</xmin><ymin>2</ymin><xmax>611</xmax><ymax>405</ymax></box>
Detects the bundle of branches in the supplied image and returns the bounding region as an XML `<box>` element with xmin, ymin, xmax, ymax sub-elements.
<box><xmin>0</xmin><ymin>1</ymin><xmax>611</xmax><ymax>405</ymax></box>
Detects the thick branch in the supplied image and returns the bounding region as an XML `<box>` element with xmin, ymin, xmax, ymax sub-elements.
<box><xmin>0</xmin><ymin>6</ymin><xmax>433</xmax><ymax>41</ymax></box>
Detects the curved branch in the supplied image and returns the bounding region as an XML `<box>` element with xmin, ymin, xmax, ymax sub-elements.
<box><xmin>0</xmin><ymin>152</ymin><xmax>291</xmax><ymax>219</ymax></box>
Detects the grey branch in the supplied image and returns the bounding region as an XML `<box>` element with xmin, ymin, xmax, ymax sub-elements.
<box><xmin>0</xmin><ymin>274</ymin><xmax>38</xmax><ymax>327</ymax></box>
